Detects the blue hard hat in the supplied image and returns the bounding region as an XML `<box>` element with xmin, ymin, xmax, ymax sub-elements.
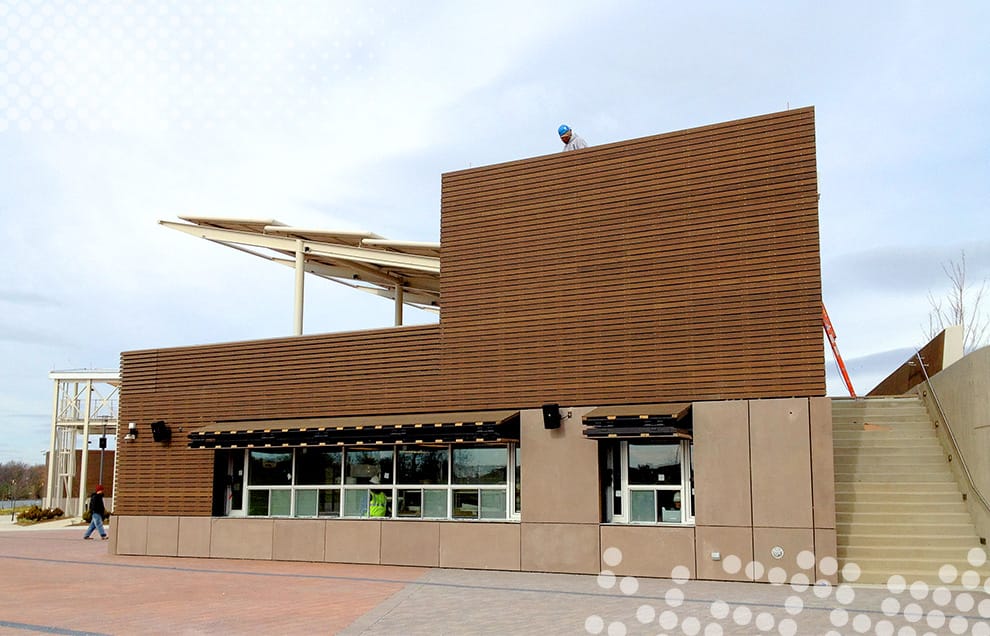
<box><xmin>558</xmin><ymin>124</ymin><xmax>571</xmax><ymax>136</ymax></box>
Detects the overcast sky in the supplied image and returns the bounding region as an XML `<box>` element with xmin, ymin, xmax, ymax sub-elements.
<box><xmin>1</xmin><ymin>1</ymin><xmax>988</xmax><ymax>464</ymax></box>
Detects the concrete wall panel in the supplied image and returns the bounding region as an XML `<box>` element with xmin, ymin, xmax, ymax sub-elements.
<box><xmin>693</xmin><ymin>400</ymin><xmax>752</xmax><ymax>526</ymax></box>
<box><xmin>520</xmin><ymin>407</ymin><xmax>599</xmax><ymax>524</ymax></box>
<box><xmin>521</xmin><ymin>523</ymin><xmax>600</xmax><ymax>574</ymax></box>
<box><xmin>115</xmin><ymin>515</ymin><xmax>149</xmax><ymax>555</ymax></box>
<box><xmin>814</xmin><ymin>528</ymin><xmax>838</xmax><ymax>584</ymax></box>
<box><xmin>439</xmin><ymin>522</ymin><xmax>521</xmax><ymax>571</ymax></box>
<box><xmin>177</xmin><ymin>516</ymin><xmax>212</xmax><ymax>557</ymax></box>
<box><xmin>274</xmin><ymin>519</ymin><xmax>326</xmax><ymax>562</ymax></box>
<box><xmin>381</xmin><ymin>521</ymin><xmax>440</xmax><ymax>567</ymax></box>
<box><xmin>695</xmin><ymin>526</ymin><xmax>753</xmax><ymax>582</ymax></box>
<box><xmin>753</xmin><ymin>527</ymin><xmax>815</xmax><ymax>583</ymax></box>
<box><xmin>324</xmin><ymin>520</ymin><xmax>381</xmax><ymax>564</ymax></box>
<box><xmin>750</xmin><ymin>398</ymin><xmax>813</xmax><ymax>528</ymax></box>
<box><xmin>210</xmin><ymin>518</ymin><xmax>273</xmax><ymax>560</ymax></box>
<box><xmin>145</xmin><ymin>516</ymin><xmax>179</xmax><ymax>557</ymax></box>
<box><xmin>809</xmin><ymin>397</ymin><xmax>835</xmax><ymax>529</ymax></box>
<box><xmin>600</xmin><ymin>525</ymin><xmax>695</xmax><ymax>579</ymax></box>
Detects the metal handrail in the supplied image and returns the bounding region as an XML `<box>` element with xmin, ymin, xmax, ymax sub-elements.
<box><xmin>914</xmin><ymin>350</ymin><xmax>990</xmax><ymax>514</ymax></box>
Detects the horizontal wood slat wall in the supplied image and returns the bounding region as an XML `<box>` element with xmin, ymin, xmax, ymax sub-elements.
<box><xmin>117</xmin><ymin>108</ymin><xmax>825</xmax><ymax>515</ymax></box>
<box><xmin>440</xmin><ymin>107</ymin><xmax>824</xmax><ymax>406</ymax></box>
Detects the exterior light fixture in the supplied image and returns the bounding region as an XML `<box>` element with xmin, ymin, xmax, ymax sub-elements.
<box><xmin>125</xmin><ymin>422</ymin><xmax>137</xmax><ymax>441</ymax></box>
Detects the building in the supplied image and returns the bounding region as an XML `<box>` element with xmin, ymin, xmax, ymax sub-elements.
<box><xmin>111</xmin><ymin>107</ymin><xmax>836</xmax><ymax>584</ymax></box>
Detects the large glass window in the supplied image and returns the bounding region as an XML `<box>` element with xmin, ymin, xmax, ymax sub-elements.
<box><xmin>238</xmin><ymin>442</ymin><xmax>519</xmax><ymax>521</ymax></box>
<box><xmin>602</xmin><ymin>441</ymin><xmax>693</xmax><ymax>525</ymax></box>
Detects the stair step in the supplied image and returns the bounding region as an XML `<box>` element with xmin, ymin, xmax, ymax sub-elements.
<box><xmin>838</xmin><ymin>533</ymin><xmax>983</xmax><ymax>548</ymax></box>
<box><xmin>839</xmin><ymin>545</ymin><xmax>983</xmax><ymax>560</ymax></box>
<box><xmin>838</xmin><ymin>522</ymin><xmax>979</xmax><ymax>535</ymax></box>
<box><xmin>835</xmin><ymin>473</ymin><xmax>956</xmax><ymax>483</ymax></box>
<box><xmin>836</xmin><ymin>501</ymin><xmax>967</xmax><ymax>514</ymax></box>
<box><xmin>836</xmin><ymin>482</ymin><xmax>961</xmax><ymax>494</ymax></box>
<box><xmin>837</xmin><ymin>556</ymin><xmax>990</xmax><ymax>579</ymax></box>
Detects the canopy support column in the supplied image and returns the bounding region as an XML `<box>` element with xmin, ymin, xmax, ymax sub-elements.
<box><xmin>293</xmin><ymin>239</ymin><xmax>305</xmax><ymax>336</ymax></box>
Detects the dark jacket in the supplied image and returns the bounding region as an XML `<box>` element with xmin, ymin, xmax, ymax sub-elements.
<box><xmin>89</xmin><ymin>492</ymin><xmax>106</xmax><ymax>517</ymax></box>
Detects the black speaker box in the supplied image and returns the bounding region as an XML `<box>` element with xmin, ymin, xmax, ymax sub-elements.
<box><xmin>151</xmin><ymin>420</ymin><xmax>171</xmax><ymax>443</ymax></box>
<box><xmin>542</xmin><ymin>404</ymin><xmax>561</xmax><ymax>429</ymax></box>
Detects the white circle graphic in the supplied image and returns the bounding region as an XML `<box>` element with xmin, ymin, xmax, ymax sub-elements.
<box><xmin>903</xmin><ymin>602</ymin><xmax>923</xmax><ymax>623</ymax></box>
<box><xmin>784</xmin><ymin>595</ymin><xmax>803</xmax><ymax>615</ymax></box>
<box><xmin>968</xmin><ymin>547</ymin><xmax>987</xmax><ymax>567</ymax></box>
<box><xmin>635</xmin><ymin>604</ymin><xmax>655</xmax><ymax>624</ymax></box>
<box><xmin>665</xmin><ymin>587</ymin><xmax>685</xmax><ymax>607</ymax></box>
<box><xmin>819</xmin><ymin>556</ymin><xmax>838</xmax><ymax>576</ymax></box>
<box><xmin>835</xmin><ymin>584</ymin><xmax>855</xmax><ymax>605</ymax></box>
<box><xmin>962</xmin><ymin>570</ymin><xmax>981</xmax><ymax>589</ymax></box>
<box><xmin>658</xmin><ymin>610</ymin><xmax>678</xmax><ymax>630</ymax></box>
<box><xmin>585</xmin><ymin>614</ymin><xmax>604</xmax><ymax>634</ymax></box>
<box><xmin>956</xmin><ymin>592</ymin><xmax>975</xmax><ymax>612</ymax></box>
<box><xmin>813</xmin><ymin>580</ymin><xmax>833</xmax><ymax>599</ymax></box>
<box><xmin>887</xmin><ymin>575</ymin><xmax>907</xmax><ymax>594</ymax></box>
<box><xmin>926</xmin><ymin>609</ymin><xmax>946</xmax><ymax>630</ymax></box>
<box><xmin>874</xmin><ymin>619</ymin><xmax>895</xmax><ymax>636</ymax></box>
<box><xmin>745</xmin><ymin>560</ymin><xmax>765</xmax><ymax>580</ymax></box>
<box><xmin>778</xmin><ymin>618</ymin><xmax>797</xmax><ymax>636</ymax></box>
<box><xmin>796</xmin><ymin>550</ymin><xmax>816</xmax><ymax>569</ymax></box>
<box><xmin>710</xmin><ymin>600</ymin><xmax>730</xmax><ymax>620</ymax></box>
<box><xmin>671</xmin><ymin>565</ymin><xmax>690</xmax><ymax>584</ymax></box>
<box><xmin>932</xmin><ymin>586</ymin><xmax>952</xmax><ymax>606</ymax></box>
<box><xmin>939</xmin><ymin>564</ymin><xmax>958</xmax><ymax>583</ymax></box>
<box><xmin>851</xmin><ymin>613</ymin><xmax>870</xmax><ymax>633</ymax></box>
<box><xmin>881</xmin><ymin>596</ymin><xmax>900</xmax><ymax>617</ymax></box>
<box><xmin>732</xmin><ymin>605</ymin><xmax>752</xmax><ymax>626</ymax></box>
<box><xmin>908</xmin><ymin>580</ymin><xmax>929</xmax><ymax>600</ymax></box>
<box><xmin>722</xmin><ymin>554</ymin><xmax>741</xmax><ymax>574</ymax></box>
<box><xmin>949</xmin><ymin>615</ymin><xmax>968</xmax><ymax>634</ymax></box>
<box><xmin>703</xmin><ymin>623</ymin><xmax>723</xmax><ymax>636</ymax></box>
<box><xmin>829</xmin><ymin>608</ymin><xmax>848</xmax><ymax>627</ymax></box>
<box><xmin>789</xmin><ymin>572</ymin><xmax>810</xmax><ymax>591</ymax></box>
<box><xmin>603</xmin><ymin>546</ymin><xmax>623</xmax><ymax>567</ymax></box>
<box><xmin>681</xmin><ymin>616</ymin><xmax>701</xmax><ymax>635</ymax></box>
<box><xmin>606</xmin><ymin>621</ymin><xmax>626</xmax><ymax>636</ymax></box>
<box><xmin>755</xmin><ymin>612</ymin><xmax>774</xmax><ymax>632</ymax></box>
<box><xmin>619</xmin><ymin>576</ymin><xmax>638</xmax><ymax>595</ymax></box>
<box><xmin>767</xmin><ymin>567</ymin><xmax>787</xmax><ymax>585</ymax></box>
<box><xmin>841</xmin><ymin>562</ymin><xmax>861</xmax><ymax>582</ymax></box>
<box><xmin>597</xmin><ymin>570</ymin><xmax>616</xmax><ymax>589</ymax></box>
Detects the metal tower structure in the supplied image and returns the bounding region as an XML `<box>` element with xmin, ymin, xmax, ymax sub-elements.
<box><xmin>45</xmin><ymin>370</ymin><xmax>119</xmax><ymax>516</ymax></box>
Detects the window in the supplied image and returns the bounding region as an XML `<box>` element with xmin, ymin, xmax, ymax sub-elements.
<box><xmin>239</xmin><ymin>442</ymin><xmax>519</xmax><ymax>521</ymax></box>
<box><xmin>602</xmin><ymin>441</ymin><xmax>693</xmax><ymax>525</ymax></box>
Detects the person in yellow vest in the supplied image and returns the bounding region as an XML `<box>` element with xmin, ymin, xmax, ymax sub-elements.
<box><xmin>368</xmin><ymin>475</ymin><xmax>388</xmax><ymax>517</ymax></box>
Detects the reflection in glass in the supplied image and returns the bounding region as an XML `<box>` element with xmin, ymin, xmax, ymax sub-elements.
<box><xmin>345</xmin><ymin>449</ymin><xmax>394</xmax><ymax>485</ymax></box>
<box><xmin>271</xmin><ymin>489</ymin><xmax>291</xmax><ymax>516</ymax></box>
<box><xmin>319</xmin><ymin>490</ymin><xmax>341</xmax><ymax>516</ymax></box>
<box><xmin>344</xmin><ymin>488</ymin><xmax>370</xmax><ymax>516</ymax></box>
<box><xmin>248</xmin><ymin>450</ymin><xmax>292</xmax><ymax>486</ymax></box>
<box><xmin>295</xmin><ymin>490</ymin><xmax>318</xmax><ymax>516</ymax></box>
<box><xmin>628</xmin><ymin>444</ymin><xmax>681</xmax><ymax>485</ymax></box>
<box><xmin>397</xmin><ymin>489</ymin><xmax>422</xmax><ymax>517</ymax></box>
<box><xmin>452</xmin><ymin>489</ymin><xmax>479</xmax><ymax>518</ymax></box>
<box><xmin>630</xmin><ymin>490</ymin><xmax>655</xmax><ymax>522</ymax></box>
<box><xmin>296</xmin><ymin>449</ymin><xmax>342</xmax><ymax>485</ymax></box>
<box><xmin>248</xmin><ymin>489</ymin><xmax>269</xmax><ymax>516</ymax></box>
<box><xmin>481</xmin><ymin>489</ymin><xmax>507</xmax><ymax>519</ymax></box>
<box><xmin>658</xmin><ymin>489</ymin><xmax>682</xmax><ymax>523</ymax></box>
<box><xmin>397</xmin><ymin>446</ymin><xmax>448</xmax><ymax>484</ymax></box>
<box><xmin>423</xmin><ymin>490</ymin><xmax>447</xmax><ymax>518</ymax></box>
<box><xmin>453</xmin><ymin>446</ymin><xmax>507</xmax><ymax>484</ymax></box>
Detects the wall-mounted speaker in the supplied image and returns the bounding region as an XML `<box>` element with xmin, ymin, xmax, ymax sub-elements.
<box><xmin>151</xmin><ymin>420</ymin><xmax>171</xmax><ymax>443</ymax></box>
<box><xmin>542</xmin><ymin>403</ymin><xmax>561</xmax><ymax>429</ymax></box>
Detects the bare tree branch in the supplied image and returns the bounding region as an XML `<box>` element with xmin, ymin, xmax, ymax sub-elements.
<box><xmin>924</xmin><ymin>250</ymin><xmax>990</xmax><ymax>353</ymax></box>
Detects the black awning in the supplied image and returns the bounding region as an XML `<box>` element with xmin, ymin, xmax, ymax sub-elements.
<box><xmin>582</xmin><ymin>403</ymin><xmax>692</xmax><ymax>440</ymax></box>
<box><xmin>189</xmin><ymin>410</ymin><xmax>520</xmax><ymax>449</ymax></box>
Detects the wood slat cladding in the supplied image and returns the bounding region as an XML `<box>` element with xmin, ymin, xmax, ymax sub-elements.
<box><xmin>117</xmin><ymin>325</ymin><xmax>442</xmax><ymax>515</ymax></box>
<box><xmin>117</xmin><ymin>108</ymin><xmax>825</xmax><ymax>515</ymax></box>
<box><xmin>440</xmin><ymin>107</ymin><xmax>824</xmax><ymax>406</ymax></box>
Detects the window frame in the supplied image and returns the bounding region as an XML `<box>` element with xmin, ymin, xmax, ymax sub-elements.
<box><xmin>606</xmin><ymin>440</ymin><xmax>694</xmax><ymax>525</ymax></box>
<box><xmin>237</xmin><ymin>442</ymin><xmax>520</xmax><ymax>522</ymax></box>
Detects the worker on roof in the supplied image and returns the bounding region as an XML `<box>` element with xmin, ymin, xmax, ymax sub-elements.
<box><xmin>558</xmin><ymin>124</ymin><xmax>588</xmax><ymax>151</ymax></box>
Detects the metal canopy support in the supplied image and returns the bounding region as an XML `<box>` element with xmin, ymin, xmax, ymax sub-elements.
<box><xmin>159</xmin><ymin>217</ymin><xmax>442</xmax><ymax>333</ymax></box>
<box><xmin>394</xmin><ymin>283</ymin><xmax>404</xmax><ymax>326</ymax></box>
<box><xmin>294</xmin><ymin>239</ymin><xmax>305</xmax><ymax>336</ymax></box>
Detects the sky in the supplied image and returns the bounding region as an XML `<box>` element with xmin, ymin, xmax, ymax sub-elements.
<box><xmin>1</xmin><ymin>1</ymin><xmax>988</xmax><ymax>464</ymax></box>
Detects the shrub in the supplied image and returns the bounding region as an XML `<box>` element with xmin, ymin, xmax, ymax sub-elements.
<box><xmin>16</xmin><ymin>506</ymin><xmax>63</xmax><ymax>522</ymax></box>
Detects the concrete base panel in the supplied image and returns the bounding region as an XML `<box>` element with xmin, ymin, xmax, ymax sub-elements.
<box><xmin>210</xmin><ymin>518</ymin><xmax>274</xmax><ymax>560</ymax></box>
<box><xmin>815</xmin><ymin>527</ymin><xmax>838</xmax><ymax>584</ymax></box>
<box><xmin>274</xmin><ymin>518</ymin><xmax>326</xmax><ymax>562</ymax></box>
<box><xmin>600</xmin><ymin>525</ymin><xmax>695</xmax><ymax>579</ymax></box>
<box><xmin>115</xmin><ymin>515</ymin><xmax>149</xmax><ymax>555</ymax></box>
<box><xmin>381</xmin><ymin>521</ymin><xmax>440</xmax><ymax>567</ymax></box>
<box><xmin>325</xmin><ymin>520</ymin><xmax>381</xmax><ymax>564</ymax></box>
<box><xmin>146</xmin><ymin>516</ymin><xmax>179</xmax><ymax>556</ymax></box>
<box><xmin>177</xmin><ymin>516</ymin><xmax>212</xmax><ymax>557</ymax></box>
<box><xmin>521</xmin><ymin>523</ymin><xmax>600</xmax><ymax>574</ymax></box>
<box><xmin>753</xmin><ymin>527</ymin><xmax>815</xmax><ymax>583</ymax></box>
<box><xmin>440</xmin><ymin>522</ymin><xmax>521</xmax><ymax>571</ymax></box>
<box><xmin>695</xmin><ymin>526</ymin><xmax>753</xmax><ymax>582</ymax></box>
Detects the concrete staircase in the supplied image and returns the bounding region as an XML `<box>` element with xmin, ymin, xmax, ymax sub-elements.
<box><xmin>833</xmin><ymin>396</ymin><xmax>990</xmax><ymax>585</ymax></box>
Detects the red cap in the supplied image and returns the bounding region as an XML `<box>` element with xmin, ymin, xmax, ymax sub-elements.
<box><xmin>95</xmin><ymin>485</ymin><xmax>104</xmax><ymax>493</ymax></box>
